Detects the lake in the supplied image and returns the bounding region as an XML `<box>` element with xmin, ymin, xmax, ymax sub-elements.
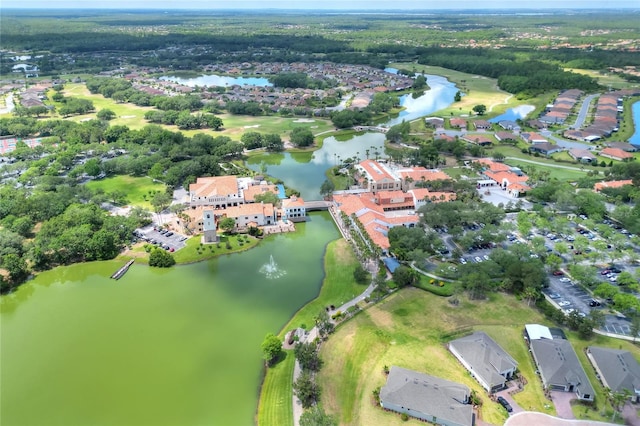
<box><xmin>0</xmin><ymin>212</ymin><xmax>338</xmax><ymax>426</ymax></box>
<box><xmin>630</xmin><ymin>100</ymin><xmax>640</xmax><ymax>147</ymax></box>
<box><xmin>489</xmin><ymin>104</ymin><xmax>535</xmax><ymax>123</ymax></box>
<box><xmin>246</xmin><ymin>132</ymin><xmax>387</xmax><ymax>200</ymax></box>
<box><xmin>160</xmin><ymin>74</ymin><xmax>272</xmax><ymax>87</ymax></box>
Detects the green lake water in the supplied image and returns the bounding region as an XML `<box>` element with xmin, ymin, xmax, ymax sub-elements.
<box><xmin>1</xmin><ymin>212</ymin><xmax>338</xmax><ymax>426</ymax></box>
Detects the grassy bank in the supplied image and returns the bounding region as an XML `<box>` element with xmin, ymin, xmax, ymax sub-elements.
<box><xmin>257</xmin><ymin>238</ymin><xmax>365</xmax><ymax>425</ymax></box>
<box><xmin>316</xmin><ymin>288</ymin><xmax>640</xmax><ymax>425</ymax></box>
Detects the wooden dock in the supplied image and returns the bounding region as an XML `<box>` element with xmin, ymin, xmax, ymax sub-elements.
<box><xmin>111</xmin><ymin>259</ymin><xmax>134</xmax><ymax>280</ymax></box>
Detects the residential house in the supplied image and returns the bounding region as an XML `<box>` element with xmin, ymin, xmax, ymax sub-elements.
<box><xmin>521</xmin><ymin>132</ymin><xmax>548</xmax><ymax>144</ymax></box>
<box><xmin>569</xmin><ymin>148</ymin><xmax>597</xmax><ymax>164</ymax></box>
<box><xmin>450</xmin><ymin>118</ymin><xmax>467</xmax><ymax>129</ymax></box>
<box><xmin>281</xmin><ymin>195</ymin><xmax>306</xmax><ymax>221</ymax></box>
<box><xmin>448</xmin><ymin>331</ymin><xmax>518</xmax><ymax>393</ymax></box>
<box><xmin>594</xmin><ymin>180</ymin><xmax>633</xmax><ymax>192</ymax></box>
<box><xmin>494</xmin><ymin>132</ymin><xmax>517</xmax><ymax>143</ymax></box>
<box><xmin>587</xmin><ymin>346</ymin><xmax>640</xmax><ymax>402</ymax></box>
<box><xmin>473</xmin><ymin>120</ymin><xmax>492</xmax><ymax>130</ymax></box>
<box><xmin>498</xmin><ymin>120</ymin><xmax>520</xmax><ymax>132</ymax></box>
<box><xmin>462</xmin><ymin>134</ymin><xmax>492</xmax><ymax>146</ymax></box>
<box><xmin>526</xmin><ymin>324</ymin><xmax>595</xmax><ymax>401</ymax></box>
<box><xmin>528</xmin><ymin>142</ymin><xmax>562</xmax><ymax>156</ymax></box>
<box><xmin>380</xmin><ymin>366</ymin><xmax>474</xmax><ymax>426</ymax></box>
<box><xmin>606</xmin><ymin>142</ymin><xmax>638</xmax><ymax>152</ymax></box>
<box><xmin>600</xmin><ymin>147</ymin><xmax>633</xmax><ymax>161</ymax></box>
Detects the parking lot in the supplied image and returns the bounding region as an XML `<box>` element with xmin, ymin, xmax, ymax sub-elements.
<box><xmin>135</xmin><ymin>226</ymin><xmax>189</xmax><ymax>252</ymax></box>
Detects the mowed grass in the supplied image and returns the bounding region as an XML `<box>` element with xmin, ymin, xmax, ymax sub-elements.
<box><xmin>85</xmin><ymin>175</ymin><xmax>165</xmax><ymax>209</ymax></box>
<box><xmin>57</xmin><ymin>83</ymin><xmax>336</xmax><ymax>139</ymax></box>
<box><xmin>257</xmin><ymin>238</ymin><xmax>367</xmax><ymax>426</ymax></box>
<box><xmin>565</xmin><ymin>68</ymin><xmax>640</xmax><ymax>90</ymax></box>
<box><xmin>317</xmin><ymin>289</ymin><xmax>554</xmax><ymax>426</ymax></box>
<box><xmin>256</xmin><ymin>351</ymin><xmax>295</xmax><ymax>426</ymax></box>
<box><xmin>171</xmin><ymin>234</ymin><xmax>259</xmax><ymax>264</ymax></box>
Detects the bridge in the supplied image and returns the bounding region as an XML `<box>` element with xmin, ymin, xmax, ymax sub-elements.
<box><xmin>303</xmin><ymin>200</ymin><xmax>332</xmax><ymax>211</ymax></box>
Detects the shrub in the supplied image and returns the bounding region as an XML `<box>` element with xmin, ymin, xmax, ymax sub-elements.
<box><xmin>401</xmin><ymin>413</ymin><xmax>409</xmax><ymax>421</ymax></box>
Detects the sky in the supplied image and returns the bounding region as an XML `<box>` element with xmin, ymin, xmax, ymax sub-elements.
<box><xmin>1</xmin><ymin>0</ymin><xmax>637</xmax><ymax>9</ymax></box>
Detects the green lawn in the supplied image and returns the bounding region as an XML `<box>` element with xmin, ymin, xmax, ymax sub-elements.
<box><xmin>257</xmin><ymin>238</ymin><xmax>366</xmax><ymax>426</ymax></box>
<box><xmin>55</xmin><ymin>83</ymin><xmax>336</xmax><ymax>139</ymax></box>
<box><xmin>316</xmin><ymin>288</ymin><xmax>640</xmax><ymax>425</ymax></box>
<box><xmin>171</xmin><ymin>234</ymin><xmax>259</xmax><ymax>264</ymax></box>
<box><xmin>85</xmin><ymin>175</ymin><xmax>165</xmax><ymax>209</ymax></box>
<box><xmin>256</xmin><ymin>351</ymin><xmax>295</xmax><ymax>426</ymax></box>
<box><xmin>565</xmin><ymin>68</ymin><xmax>640</xmax><ymax>91</ymax></box>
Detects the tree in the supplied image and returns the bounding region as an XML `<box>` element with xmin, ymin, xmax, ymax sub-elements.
<box><xmin>293</xmin><ymin>371</ymin><xmax>321</xmax><ymax>409</ymax></box>
<box><xmin>151</xmin><ymin>192</ymin><xmax>172</xmax><ymax>215</ymax></box>
<box><xmin>353</xmin><ymin>263</ymin><xmax>369</xmax><ymax>284</ymax></box>
<box><xmin>315</xmin><ymin>309</ymin><xmax>334</xmax><ymax>338</ymax></box>
<box><xmin>472</xmin><ymin>104</ymin><xmax>487</xmax><ymax>116</ymax></box>
<box><xmin>261</xmin><ymin>333</ymin><xmax>282</xmax><ymax>367</ymax></box>
<box><xmin>263</xmin><ymin>133</ymin><xmax>284</xmax><ymax>152</ymax></box>
<box><xmin>2</xmin><ymin>253</ymin><xmax>29</xmax><ymax>283</ymax></box>
<box><xmin>454</xmin><ymin>91</ymin><xmax>462</xmax><ymax>102</ymax></box>
<box><xmin>219</xmin><ymin>217</ymin><xmax>236</xmax><ymax>234</ymax></box>
<box><xmin>392</xmin><ymin>265</ymin><xmax>418</xmax><ymax>287</ymax></box>
<box><xmin>96</xmin><ymin>109</ymin><xmax>116</xmax><ymax>121</ymax></box>
<box><xmin>148</xmin><ymin>248</ymin><xmax>175</xmax><ymax>267</ymax></box>
<box><xmin>320</xmin><ymin>179</ymin><xmax>335</xmax><ymax>199</ymax></box>
<box><xmin>241</xmin><ymin>131</ymin><xmax>264</xmax><ymax>150</ymax></box>
<box><xmin>254</xmin><ymin>191</ymin><xmax>280</xmax><ymax>206</ymax></box>
<box><xmin>299</xmin><ymin>406</ymin><xmax>337</xmax><ymax>426</ymax></box>
<box><xmin>294</xmin><ymin>342</ymin><xmax>323</xmax><ymax>372</ymax></box>
<box><xmin>290</xmin><ymin>128</ymin><xmax>314</xmax><ymax>147</ymax></box>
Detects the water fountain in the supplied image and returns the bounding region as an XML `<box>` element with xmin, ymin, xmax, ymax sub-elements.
<box><xmin>259</xmin><ymin>255</ymin><xmax>286</xmax><ymax>279</ymax></box>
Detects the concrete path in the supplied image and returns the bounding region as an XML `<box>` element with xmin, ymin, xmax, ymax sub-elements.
<box><xmin>505</xmin><ymin>157</ymin><xmax>586</xmax><ymax>171</ymax></box>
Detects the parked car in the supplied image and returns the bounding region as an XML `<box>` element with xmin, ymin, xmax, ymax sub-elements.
<box><xmin>558</xmin><ymin>301</ymin><xmax>571</xmax><ymax>307</ymax></box>
<box><xmin>601</xmin><ymin>269</ymin><xmax>611</xmax><ymax>275</ymax></box>
<box><xmin>552</xmin><ymin>270</ymin><xmax>564</xmax><ymax>276</ymax></box>
<box><xmin>589</xmin><ymin>299</ymin><xmax>601</xmax><ymax>307</ymax></box>
<box><xmin>460</xmin><ymin>258</ymin><xmax>467</xmax><ymax>265</ymax></box>
<box><xmin>497</xmin><ymin>396</ymin><xmax>513</xmax><ymax>413</ymax></box>
<box><xmin>475</xmin><ymin>256</ymin><xmax>482</xmax><ymax>263</ymax></box>
<box><xmin>483</xmin><ymin>254</ymin><xmax>490</xmax><ymax>261</ymax></box>
<box><xmin>559</xmin><ymin>277</ymin><xmax>571</xmax><ymax>283</ymax></box>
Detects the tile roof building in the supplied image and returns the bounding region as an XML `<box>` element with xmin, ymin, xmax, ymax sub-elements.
<box><xmin>587</xmin><ymin>346</ymin><xmax>640</xmax><ymax>402</ymax></box>
<box><xmin>380</xmin><ymin>366</ymin><xmax>473</xmax><ymax>426</ymax></box>
<box><xmin>449</xmin><ymin>331</ymin><xmax>518</xmax><ymax>393</ymax></box>
<box><xmin>594</xmin><ymin>180</ymin><xmax>634</xmax><ymax>192</ymax></box>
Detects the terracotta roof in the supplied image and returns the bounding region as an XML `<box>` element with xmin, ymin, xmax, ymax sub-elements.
<box><xmin>594</xmin><ymin>180</ymin><xmax>633</xmax><ymax>192</ymax></box>
<box><xmin>600</xmin><ymin>148</ymin><xmax>633</xmax><ymax>160</ymax></box>
<box><xmin>397</xmin><ymin>167</ymin><xmax>449</xmax><ymax>182</ymax></box>
<box><xmin>282</xmin><ymin>196</ymin><xmax>305</xmax><ymax>207</ymax></box>
<box><xmin>485</xmin><ymin>170</ymin><xmax>529</xmax><ymax>184</ymax></box>
<box><xmin>189</xmin><ymin>176</ymin><xmax>238</xmax><ymax>197</ymax></box>
<box><xmin>243</xmin><ymin>184</ymin><xmax>279</xmax><ymax>202</ymax></box>
<box><xmin>358</xmin><ymin>159</ymin><xmax>397</xmax><ymax>183</ymax></box>
<box><xmin>222</xmin><ymin>202</ymin><xmax>275</xmax><ymax>218</ymax></box>
<box><xmin>475</xmin><ymin>158</ymin><xmax>511</xmax><ymax>172</ymax></box>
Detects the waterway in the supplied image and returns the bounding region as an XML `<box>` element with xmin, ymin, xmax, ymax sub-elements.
<box><xmin>160</xmin><ymin>74</ymin><xmax>272</xmax><ymax>87</ymax></box>
<box><xmin>246</xmin><ymin>132</ymin><xmax>386</xmax><ymax>200</ymax></box>
<box><xmin>489</xmin><ymin>104</ymin><xmax>535</xmax><ymax>123</ymax></box>
<box><xmin>630</xmin><ymin>100</ymin><xmax>640</xmax><ymax>147</ymax></box>
<box><xmin>0</xmin><ymin>212</ymin><xmax>338</xmax><ymax>426</ymax></box>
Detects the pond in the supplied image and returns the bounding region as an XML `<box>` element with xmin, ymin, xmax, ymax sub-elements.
<box><xmin>488</xmin><ymin>104</ymin><xmax>535</xmax><ymax>123</ymax></box>
<box><xmin>246</xmin><ymin>132</ymin><xmax>387</xmax><ymax>200</ymax></box>
<box><xmin>630</xmin><ymin>100</ymin><xmax>640</xmax><ymax>147</ymax></box>
<box><xmin>159</xmin><ymin>74</ymin><xmax>272</xmax><ymax>87</ymax></box>
<box><xmin>0</xmin><ymin>212</ymin><xmax>339</xmax><ymax>426</ymax></box>
<box><xmin>385</xmin><ymin>74</ymin><xmax>459</xmax><ymax>126</ymax></box>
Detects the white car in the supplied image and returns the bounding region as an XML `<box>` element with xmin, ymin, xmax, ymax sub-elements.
<box><xmin>460</xmin><ymin>258</ymin><xmax>467</xmax><ymax>265</ymax></box>
<box><xmin>609</xmin><ymin>276</ymin><xmax>618</xmax><ymax>282</ymax></box>
<box><xmin>559</xmin><ymin>277</ymin><xmax>571</xmax><ymax>283</ymax></box>
<box><xmin>475</xmin><ymin>256</ymin><xmax>482</xmax><ymax>263</ymax></box>
<box><xmin>483</xmin><ymin>255</ymin><xmax>490</xmax><ymax>261</ymax></box>
<box><xmin>558</xmin><ymin>301</ymin><xmax>571</xmax><ymax>307</ymax></box>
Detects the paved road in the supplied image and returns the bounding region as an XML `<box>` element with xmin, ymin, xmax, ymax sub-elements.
<box><xmin>572</xmin><ymin>93</ymin><xmax>599</xmax><ymax>130</ymax></box>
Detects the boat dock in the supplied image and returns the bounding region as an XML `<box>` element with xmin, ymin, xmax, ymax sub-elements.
<box><xmin>111</xmin><ymin>259</ymin><xmax>134</xmax><ymax>280</ymax></box>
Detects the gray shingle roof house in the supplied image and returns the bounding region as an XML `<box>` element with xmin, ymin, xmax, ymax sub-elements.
<box><xmin>380</xmin><ymin>366</ymin><xmax>474</xmax><ymax>426</ymax></box>
<box><xmin>587</xmin><ymin>346</ymin><xmax>640</xmax><ymax>402</ymax></box>
<box><xmin>529</xmin><ymin>338</ymin><xmax>595</xmax><ymax>401</ymax></box>
<box><xmin>449</xmin><ymin>331</ymin><xmax>518</xmax><ymax>393</ymax></box>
